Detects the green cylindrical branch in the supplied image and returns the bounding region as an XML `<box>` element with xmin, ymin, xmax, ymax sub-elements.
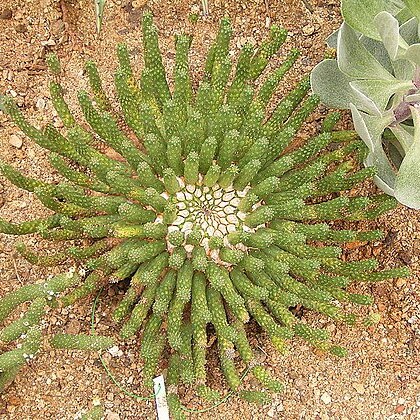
<box><xmin>142</xmin><ymin>11</ymin><xmax>171</xmax><ymax>107</ymax></box>
<box><xmin>168</xmin><ymin>247</ymin><xmax>187</xmax><ymax>269</ymax></box>
<box><xmin>191</xmin><ymin>246</ymin><xmax>208</xmax><ymax>272</ymax></box>
<box><xmin>85</xmin><ymin>60</ymin><xmax>112</xmax><ymax>111</ymax></box>
<box><xmin>136</xmin><ymin>162</ymin><xmax>165</xmax><ymax>192</ymax></box>
<box><xmin>0</xmin><ymin>326</ymin><xmax>42</xmax><ymax>374</ymax></box>
<box><xmin>143</xmin><ymin>133</ymin><xmax>167</xmax><ymax>174</ymax></box>
<box><xmin>16</xmin><ymin>243</ymin><xmax>68</xmax><ymax>267</ymax></box>
<box><xmin>227</xmin><ymin>43</ymin><xmax>254</xmax><ymax>103</ymax></box>
<box><xmin>257</xmin><ymin>48</ymin><xmax>300</xmax><ymax>106</ymax></box>
<box><xmin>117</xmin><ymin>202</ymin><xmax>156</xmax><ymax>224</ymax></box>
<box><xmin>0</xmin><ymin>298</ymin><xmax>46</xmax><ymax>342</ymax></box>
<box><xmin>0</xmin><ymin>214</ymin><xmax>62</xmax><ymax>235</ymax></box>
<box><xmin>196</xmin><ymin>384</ymin><xmax>221</xmax><ymax>401</ymax></box>
<box><xmin>218</xmin><ymin>335</ymin><xmax>241</xmax><ymax>391</ymax></box>
<box><xmin>203</xmin><ymin>163</ymin><xmax>221</xmax><ymax>187</ymax></box>
<box><xmin>49</xmin><ymin>81</ymin><xmax>76</xmax><ymax>129</ymax></box>
<box><xmin>232</xmin><ymin>321</ymin><xmax>254</xmax><ymax>364</ymax></box>
<box><xmin>46</xmin><ymin>52</ymin><xmax>61</xmax><ymax>74</ymax></box>
<box><xmin>239</xmin><ymin>390</ymin><xmax>271</xmax><ymax>404</ymax></box>
<box><xmin>167</xmin><ymin>299</ymin><xmax>185</xmax><ymax>351</ymax></box>
<box><xmin>112</xmin><ymin>284</ymin><xmax>141</xmax><ymax>322</ymax></box>
<box><xmin>121</xmin><ymin>282</ymin><xmax>158</xmax><ymax>339</ymax></box>
<box><xmin>206</xmin><ymin>287</ymin><xmax>237</xmax><ymax>342</ymax></box>
<box><xmin>112</xmin><ymin>222</ymin><xmax>167</xmax><ymax>240</ymax></box>
<box><xmin>184</xmin><ymin>152</ymin><xmax>200</xmax><ymax>185</ymax></box>
<box><xmin>163</xmin><ymin>168</ymin><xmax>181</xmax><ymax>194</ymax></box>
<box><xmin>321</xmin><ymin>111</ymin><xmax>341</xmax><ymax>132</ymax></box>
<box><xmin>166</xmin><ymin>354</ymin><xmax>185</xmax><ymax>419</ymax></box>
<box><xmin>140</xmin><ymin>314</ymin><xmax>165</xmax><ymax>387</ymax></box>
<box><xmin>199</xmin><ymin>136</ymin><xmax>218</xmax><ymax>174</ymax></box>
<box><xmin>0</xmin><ymin>271</ymin><xmax>80</xmax><ymax>322</ymax></box>
<box><xmin>233</xmin><ymin>159</ymin><xmax>261</xmax><ymax>190</ymax></box>
<box><xmin>60</xmin><ymin>271</ymin><xmax>103</xmax><ymax>307</ymax></box>
<box><xmin>230</xmin><ymin>269</ymin><xmax>269</xmax><ymax>301</ymax></box>
<box><xmin>50</xmin><ymin>334</ymin><xmax>114</xmax><ymax>351</ymax></box>
<box><xmin>249</xmin><ymin>24</ymin><xmax>288</xmax><ymax>80</ymax></box>
<box><xmin>153</xmin><ymin>270</ymin><xmax>177</xmax><ymax>317</ymax></box>
<box><xmin>252</xmin><ymin>365</ymin><xmax>283</xmax><ymax>392</ymax></box>
<box><xmin>244</xmin><ymin>205</ymin><xmax>275</xmax><ymax>228</ymax></box>
<box><xmin>127</xmin><ymin>241</ymin><xmax>166</xmax><ymax>265</ymax></box>
<box><xmin>179</xmin><ymin>323</ymin><xmax>195</xmax><ymax>385</ymax></box>
<box><xmin>218</xmin><ymin>165</ymin><xmax>239</xmax><ymax>188</ymax></box>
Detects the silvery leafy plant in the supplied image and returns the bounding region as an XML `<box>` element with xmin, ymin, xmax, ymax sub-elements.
<box><xmin>311</xmin><ymin>0</ymin><xmax>420</xmax><ymax>209</ymax></box>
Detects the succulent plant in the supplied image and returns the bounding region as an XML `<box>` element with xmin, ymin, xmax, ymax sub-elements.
<box><xmin>0</xmin><ymin>12</ymin><xmax>409</xmax><ymax>417</ymax></box>
<box><xmin>311</xmin><ymin>0</ymin><xmax>420</xmax><ymax>209</ymax></box>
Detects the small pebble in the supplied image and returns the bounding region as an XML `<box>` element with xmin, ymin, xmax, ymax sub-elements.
<box><xmin>320</xmin><ymin>392</ymin><xmax>332</xmax><ymax>404</ymax></box>
<box><xmin>303</xmin><ymin>24</ymin><xmax>315</xmax><ymax>36</ymax></box>
<box><xmin>9</xmin><ymin>134</ymin><xmax>23</xmax><ymax>149</ymax></box>
<box><xmin>395</xmin><ymin>405</ymin><xmax>405</xmax><ymax>414</ymax></box>
<box><xmin>15</xmin><ymin>23</ymin><xmax>27</xmax><ymax>33</ymax></box>
<box><xmin>0</xmin><ymin>8</ymin><xmax>12</xmax><ymax>19</ymax></box>
<box><xmin>36</xmin><ymin>98</ymin><xmax>46</xmax><ymax>109</ymax></box>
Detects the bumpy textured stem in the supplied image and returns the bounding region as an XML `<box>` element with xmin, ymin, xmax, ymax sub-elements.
<box><xmin>0</xmin><ymin>13</ymin><xmax>410</xmax><ymax>415</ymax></box>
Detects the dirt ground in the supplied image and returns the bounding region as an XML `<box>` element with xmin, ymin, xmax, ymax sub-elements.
<box><xmin>0</xmin><ymin>0</ymin><xmax>419</xmax><ymax>419</ymax></box>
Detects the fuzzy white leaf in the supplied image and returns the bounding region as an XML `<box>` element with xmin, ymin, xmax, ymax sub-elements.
<box><xmin>405</xmin><ymin>93</ymin><xmax>420</xmax><ymax>102</ymax></box>
<box><xmin>311</xmin><ymin>59</ymin><xmax>371</xmax><ymax>111</ymax></box>
<box><xmin>391</xmin><ymin>57</ymin><xmax>416</xmax><ymax>79</ymax></box>
<box><xmin>349</xmin><ymin>82</ymin><xmax>382</xmax><ymax>115</ymax></box>
<box><xmin>375</xmin><ymin>11</ymin><xmax>402</xmax><ymax>59</ymax></box>
<box><xmin>326</xmin><ymin>30</ymin><xmax>339</xmax><ymax>49</ymax></box>
<box><xmin>341</xmin><ymin>0</ymin><xmax>404</xmax><ymax>40</ymax></box>
<box><xmin>390</xmin><ymin>123</ymin><xmax>415</xmax><ymax>152</ymax></box>
<box><xmin>350</xmin><ymin>104</ymin><xmax>397</xmax><ymax>192</ymax></box>
<box><xmin>394</xmin><ymin>105</ymin><xmax>420</xmax><ymax>208</ymax></box>
<box><xmin>337</xmin><ymin>23</ymin><xmax>395</xmax><ymax>80</ymax></box>
<box><xmin>359</xmin><ymin>36</ymin><xmax>394</xmax><ymax>74</ymax></box>
<box><xmin>403</xmin><ymin>0</ymin><xmax>420</xmax><ymax>24</ymax></box>
<box><xmin>350</xmin><ymin>79</ymin><xmax>414</xmax><ymax>112</ymax></box>
<box><xmin>400</xmin><ymin>17</ymin><xmax>420</xmax><ymax>44</ymax></box>
<box><xmin>403</xmin><ymin>43</ymin><xmax>420</xmax><ymax>66</ymax></box>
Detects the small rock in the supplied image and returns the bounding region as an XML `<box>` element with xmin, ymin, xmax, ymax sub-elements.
<box><xmin>9</xmin><ymin>134</ymin><xmax>23</xmax><ymax>149</ymax></box>
<box><xmin>320</xmin><ymin>392</ymin><xmax>332</xmax><ymax>404</ymax></box>
<box><xmin>15</xmin><ymin>24</ymin><xmax>27</xmax><ymax>33</ymax></box>
<box><xmin>352</xmin><ymin>382</ymin><xmax>365</xmax><ymax>394</ymax></box>
<box><xmin>303</xmin><ymin>24</ymin><xmax>315</xmax><ymax>36</ymax></box>
<box><xmin>65</xmin><ymin>319</ymin><xmax>81</xmax><ymax>334</ymax></box>
<box><xmin>395</xmin><ymin>405</ymin><xmax>405</xmax><ymax>414</ymax></box>
<box><xmin>106</xmin><ymin>413</ymin><xmax>120</xmax><ymax>420</ymax></box>
<box><xmin>0</xmin><ymin>8</ymin><xmax>12</xmax><ymax>19</ymax></box>
<box><xmin>395</xmin><ymin>277</ymin><xmax>406</xmax><ymax>288</ymax></box>
<box><xmin>106</xmin><ymin>392</ymin><xmax>114</xmax><ymax>401</ymax></box>
<box><xmin>36</xmin><ymin>98</ymin><xmax>46</xmax><ymax>109</ymax></box>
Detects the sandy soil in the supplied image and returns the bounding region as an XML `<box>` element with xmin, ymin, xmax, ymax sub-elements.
<box><xmin>0</xmin><ymin>0</ymin><xmax>419</xmax><ymax>419</ymax></box>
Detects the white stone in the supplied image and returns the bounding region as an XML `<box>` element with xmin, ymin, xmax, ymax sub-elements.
<box><xmin>9</xmin><ymin>134</ymin><xmax>23</xmax><ymax>148</ymax></box>
<box><xmin>320</xmin><ymin>392</ymin><xmax>332</xmax><ymax>404</ymax></box>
